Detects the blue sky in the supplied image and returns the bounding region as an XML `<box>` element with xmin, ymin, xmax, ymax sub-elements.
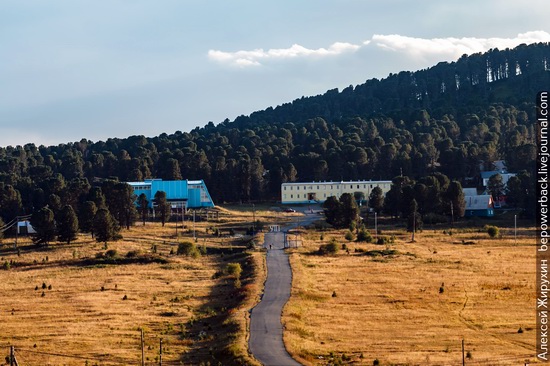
<box><xmin>1</xmin><ymin>0</ymin><xmax>549</xmax><ymax>147</ymax></box>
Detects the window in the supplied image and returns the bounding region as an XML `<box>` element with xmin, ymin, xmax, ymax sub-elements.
<box><xmin>284</xmin><ymin>186</ymin><xmax>287</xmax><ymax>191</ymax></box>
<box><xmin>357</xmin><ymin>185</ymin><xmax>360</xmax><ymax>189</ymax></box>
<box><xmin>291</xmin><ymin>194</ymin><xmax>293</xmax><ymax>198</ymax></box>
<box><xmin>363</xmin><ymin>184</ymin><xmax>366</xmax><ymax>189</ymax></box>
<box><xmin>317</xmin><ymin>185</ymin><xmax>319</xmax><ymax>189</ymax></box>
<box><xmin>297</xmin><ymin>186</ymin><xmax>300</xmax><ymax>190</ymax></box>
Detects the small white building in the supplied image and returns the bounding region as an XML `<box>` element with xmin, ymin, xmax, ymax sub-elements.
<box><xmin>17</xmin><ymin>221</ymin><xmax>36</xmax><ymax>235</ymax></box>
<box><xmin>281</xmin><ymin>180</ymin><xmax>392</xmax><ymax>205</ymax></box>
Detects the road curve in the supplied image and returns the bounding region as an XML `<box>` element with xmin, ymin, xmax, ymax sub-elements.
<box><xmin>249</xmin><ymin>231</ymin><xmax>301</xmax><ymax>366</ymax></box>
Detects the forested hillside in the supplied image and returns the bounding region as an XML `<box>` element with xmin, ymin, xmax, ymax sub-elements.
<box><xmin>0</xmin><ymin>43</ymin><xmax>548</xmax><ymax>223</ymax></box>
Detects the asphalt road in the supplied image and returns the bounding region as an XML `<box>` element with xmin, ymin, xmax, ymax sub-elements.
<box><xmin>249</xmin><ymin>230</ymin><xmax>302</xmax><ymax>366</ymax></box>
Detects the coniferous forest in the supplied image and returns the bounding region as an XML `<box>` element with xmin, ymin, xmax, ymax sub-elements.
<box><xmin>1</xmin><ymin>43</ymin><xmax>548</xmax><ymax>227</ymax></box>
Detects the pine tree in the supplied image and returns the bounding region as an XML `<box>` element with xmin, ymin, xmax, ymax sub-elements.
<box><xmin>79</xmin><ymin>201</ymin><xmax>97</xmax><ymax>234</ymax></box>
<box><xmin>93</xmin><ymin>208</ymin><xmax>120</xmax><ymax>244</ymax></box>
<box><xmin>137</xmin><ymin>193</ymin><xmax>149</xmax><ymax>226</ymax></box>
<box><xmin>57</xmin><ymin>205</ymin><xmax>79</xmax><ymax>244</ymax></box>
<box><xmin>31</xmin><ymin>207</ymin><xmax>56</xmax><ymax>245</ymax></box>
<box><xmin>154</xmin><ymin>191</ymin><xmax>171</xmax><ymax>227</ymax></box>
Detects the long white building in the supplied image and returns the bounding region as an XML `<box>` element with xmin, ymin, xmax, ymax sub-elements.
<box><xmin>281</xmin><ymin>180</ymin><xmax>392</xmax><ymax>205</ymax></box>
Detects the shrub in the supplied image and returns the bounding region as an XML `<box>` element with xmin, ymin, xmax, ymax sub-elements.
<box><xmin>318</xmin><ymin>242</ymin><xmax>339</xmax><ymax>255</ymax></box>
<box><xmin>105</xmin><ymin>249</ymin><xmax>118</xmax><ymax>258</ymax></box>
<box><xmin>344</xmin><ymin>231</ymin><xmax>354</xmax><ymax>242</ymax></box>
<box><xmin>226</xmin><ymin>263</ymin><xmax>242</xmax><ymax>278</ymax></box>
<box><xmin>356</xmin><ymin>228</ymin><xmax>372</xmax><ymax>243</ymax></box>
<box><xmin>126</xmin><ymin>250</ymin><xmax>140</xmax><ymax>258</ymax></box>
<box><xmin>486</xmin><ymin>225</ymin><xmax>499</xmax><ymax>238</ymax></box>
<box><xmin>177</xmin><ymin>242</ymin><xmax>200</xmax><ymax>257</ymax></box>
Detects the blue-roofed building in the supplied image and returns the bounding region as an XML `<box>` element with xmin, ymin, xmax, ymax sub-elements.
<box><xmin>127</xmin><ymin>179</ymin><xmax>214</xmax><ymax>209</ymax></box>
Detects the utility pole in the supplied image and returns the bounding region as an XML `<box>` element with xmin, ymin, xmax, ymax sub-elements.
<box><xmin>141</xmin><ymin>329</ymin><xmax>145</xmax><ymax>366</ymax></box>
<box><xmin>411</xmin><ymin>211</ymin><xmax>416</xmax><ymax>242</ymax></box>
<box><xmin>159</xmin><ymin>338</ymin><xmax>163</xmax><ymax>366</ymax></box>
<box><xmin>252</xmin><ymin>203</ymin><xmax>256</xmax><ymax>234</ymax></box>
<box><xmin>10</xmin><ymin>346</ymin><xmax>18</xmax><ymax>366</ymax></box>
<box><xmin>450</xmin><ymin>201</ymin><xmax>454</xmax><ymax>230</ymax></box>
<box><xmin>462</xmin><ymin>339</ymin><xmax>465</xmax><ymax>366</ymax></box>
<box><xmin>374</xmin><ymin>212</ymin><xmax>378</xmax><ymax>241</ymax></box>
<box><xmin>514</xmin><ymin>214</ymin><xmax>517</xmax><ymax>245</ymax></box>
<box><xmin>193</xmin><ymin>210</ymin><xmax>196</xmax><ymax>241</ymax></box>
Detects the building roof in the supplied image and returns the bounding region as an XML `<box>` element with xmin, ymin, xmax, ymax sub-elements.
<box><xmin>463</xmin><ymin>188</ymin><xmax>478</xmax><ymax>196</ymax></box>
<box><xmin>465</xmin><ymin>195</ymin><xmax>493</xmax><ymax>210</ymax></box>
<box><xmin>282</xmin><ymin>180</ymin><xmax>392</xmax><ymax>186</ymax></box>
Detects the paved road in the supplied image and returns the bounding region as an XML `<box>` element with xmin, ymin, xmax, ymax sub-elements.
<box><xmin>249</xmin><ymin>230</ymin><xmax>302</xmax><ymax>366</ymax></box>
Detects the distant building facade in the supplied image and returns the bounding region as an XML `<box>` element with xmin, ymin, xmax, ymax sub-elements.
<box><xmin>281</xmin><ymin>180</ymin><xmax>392</xmax><ymax>205</ymax></box>
<box><xmin>464</xmin><ymin>188</ymin><xmax>494</xmax><ymax>217</ymax></box>
<box><xmin>127</xmin><ymin>179</ymin><xmax>214</xmax><ymax>209</ymax></box>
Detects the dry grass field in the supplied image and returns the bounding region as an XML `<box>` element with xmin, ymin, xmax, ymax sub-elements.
<box><xmin>0</xmin><ymin>205</ymin><xmax>276</xmax><ymax>366</ymax></box>
<box><xmin>284</xmin><ymin>219</ymin><xmax>537</xmax><ymax>365</ymax></box>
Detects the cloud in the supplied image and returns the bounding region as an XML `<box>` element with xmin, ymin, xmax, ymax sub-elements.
<box><xmin>208</xmin><ymin>42</ymin><xmax>361</xmax><ymax>67</ymax></box>
<box><xmin>371</xmin><ymin>31</ymin><xmax>550</xmax><ymax>61</ymax></box>
<box><xmin>210</xmin><ymin>31</ymin><xmax>550</xmax><ymax>67</ymax></box>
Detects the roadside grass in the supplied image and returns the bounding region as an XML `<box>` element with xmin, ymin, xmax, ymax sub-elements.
<box><xmin>0</xmin><ymin>205</ymin><xmax>269</xmax><ymax>365</ymax></box>
<box><xmin>284</xmin><ymin>220</ymin><xmax>536</xmax><ymax>365</ymax></box>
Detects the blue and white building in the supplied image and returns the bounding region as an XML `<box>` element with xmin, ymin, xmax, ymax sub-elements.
<box><xmin>127</xmin><ymin>179</ymin><xmax>214</xmax><ymax>209</ymax></box>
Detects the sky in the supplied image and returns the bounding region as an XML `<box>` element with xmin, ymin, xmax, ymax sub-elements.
<box><xmin>1</xmin><ymin>0</ymin><xmax>549</xmax><ymax>147</ymax></box>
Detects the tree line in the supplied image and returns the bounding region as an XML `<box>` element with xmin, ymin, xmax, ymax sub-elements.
<box><xmin>0</xmin><ymin>43</ymin><xmax>545</xmax><ymax>226</ymax></box>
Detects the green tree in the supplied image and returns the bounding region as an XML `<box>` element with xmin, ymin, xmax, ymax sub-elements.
<box><xmin>137</xmin><ymin>193</ymin><xmax>149</xmax><ymax>226</ymax></box>
<box><xmin>323</xmin><ymin>196</ymin><xmax>343</xmax><ymax>227</ymax></box>
<box><xmin>446</xmin><ymin>181</ymin><xmax>466</xmax><ymax>218</ymax></box>
<box><xmin>0</xmin><ymin>184</ymin><xmax>23</xmax><ymax>222</ymax></box>
<box><xmin>79</xmin><ymin>201</ymin><xmax>97</xmax><ymax>235</ymax></box>
<box><xmin>31</xmin><ymin>207</ymin><xmax>56</xmax><ymax>245</ymax></box>
<box><xmin>368</xmin><ymin>187</ymin><xmax>384</xmax><ymax>214</ymax></box>
<box><xmin>57</xmin><ymin>205</ymin><xmax>79</xmax><ymax>244</ymax></box>
<box><xmin>488</xmin><ymin>174</ymin><xmax>505</xmax><ymax>203</ymax></box>
<box><xmin>93</xmin><ymin>208</ymin><xmax>120</xmax><ymax>245</ymax></box>
<box><xmin>407</xmin><ymin>199</ymin><xmax>422</xmax><ymax>233</ymax></box>
<box><xmin>339</xmin><ymin>193</ymin><xmax>359</xmax><ymax>228</ymax></box>
<box><xmin>154</xmin><ymin>190</ymin><xmax>171</xmax><ymax>227</ymax></box>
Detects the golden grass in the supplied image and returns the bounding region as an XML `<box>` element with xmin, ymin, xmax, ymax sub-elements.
<box><xmin>284</xmin><ymin>224</ymin><xmax>537</xmax><ymax>365</ymax></box>
<box><xmin>0</xmin><ymin>207</ymin><xmax>272</xmax><ymax>365</ymax></box>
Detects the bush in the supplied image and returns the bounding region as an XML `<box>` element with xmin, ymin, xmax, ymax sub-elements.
<box><xmin>177</xmin><ymin>242</ymin><xmax>200</xmax><ymax>257</ymax></box>
<box><xmin>226</xmin><ymin>263</ymin><xmax>242</xmax><ymax>278</ymax></box>
<box><xmin>356</xmin><ymin>228</ymin><xmax>372</xmax><ymax>243</ymax></box>
<box><xmin>318</xmin><ymin>241</ymin><xmax>339</xmax><ymax>255</ymax></box>
<box><xmin>486</xmin><ymin>225</ymin><xmax>499</xmax><ymax>238</ymax></box>
<box><xmin>344</xmin><ymin>231</ymin><xmax>354</xmax><ymax>242</ymax></box>
<box><xmin>105</xmin><ymin>249</ymin><xmax>118</xmax><ymax>258</ymax></box>
<box><xmin>126</xmin><ymin>250</ymin><xmax>140</xmax><ymax>258</ymax></box>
